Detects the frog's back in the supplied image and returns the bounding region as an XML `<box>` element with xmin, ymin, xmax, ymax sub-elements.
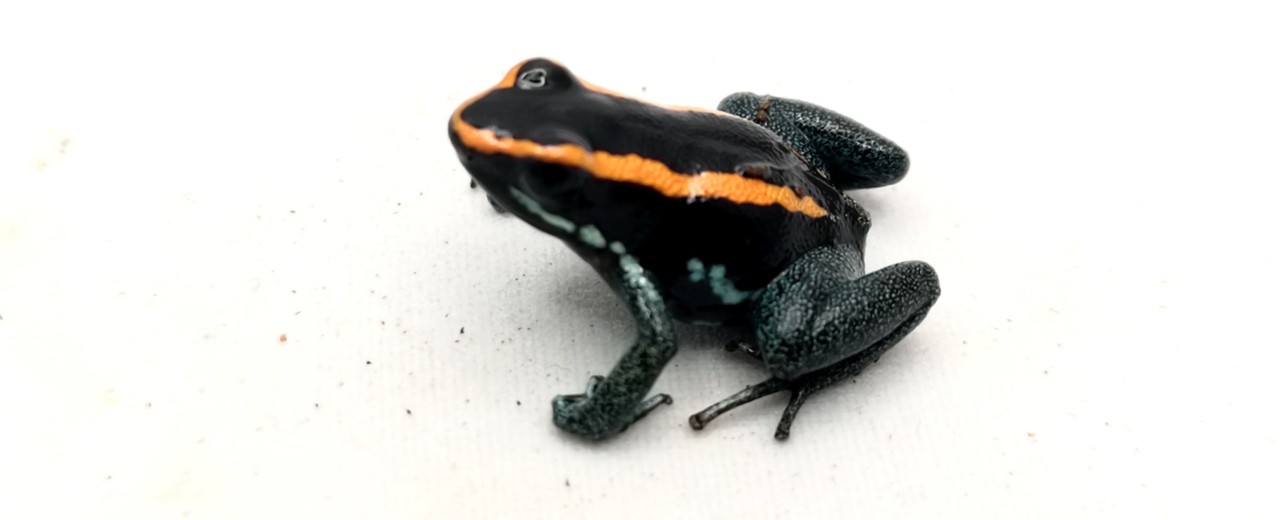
<box><xmin>549</xmin><ymin>91</ymin><xmax>870</xmax><ymax>322</ymax></box>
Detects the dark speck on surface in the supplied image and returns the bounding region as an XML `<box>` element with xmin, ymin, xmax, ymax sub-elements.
<box><xmin>565</xmin><ymin>478</ymin><xmax>570</xmax><ymax>487</ymax></box>
<box><xmin>460</xmin><ymin>327</ymin><xmax>465</xmax><ymax>334</ymax></box>
<box><xmin>517</xmin><ymin>400</ymin><xmax>521</xmax><ymax>406</ymax></box>
<box><xmin>406</xmin><ymin>409</ymin><xmax>412</xmax><ymax>415</ymax></box>
<box><xmin>366</xmin><ymin>360</ymin><xmax>372</xmax><ymax>365</ymax></box>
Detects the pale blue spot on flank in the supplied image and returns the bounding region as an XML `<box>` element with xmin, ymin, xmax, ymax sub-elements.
<box><xmin>578</xmin><ymin>225</ymin><xmax>606</xmax><ymax>248</ymax></box>
<box><xmin>609</xmin><ymin>241</ymin><xmax>627</xmax><ymax>255</ymax></box>
<box><xmin>708</xmin><ymin>264</ymin><xmax>751</xmax><ymax>304</ymax></box>
<box><xmin>687</xmin><ymin>258</ymin><xmax>706</xmax><ymax>282</ymax></box>
<box><xmin>619</xmin><ymin>254</ymin><xmax>643</xmax><ymax>274</ymax></box>
<box><xmin>508</xmin><ymin>188</ymin><xmax>575</xmax><ymax>234</ymax></box>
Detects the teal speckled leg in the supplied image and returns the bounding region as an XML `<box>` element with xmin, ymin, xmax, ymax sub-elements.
<box><xmin>719</xmin><ymin>93</ymin><xmax>910</xmax><ymax>190</ymax></box>
<box><xmin>690</xmin><ymin>245</ymin><xmax>939</xmax><ymax>440</ymax></box>
<box><xmin>551</xmin><ymin>259</ymin><xmax>678</xmax><ymax>440</ymax></box>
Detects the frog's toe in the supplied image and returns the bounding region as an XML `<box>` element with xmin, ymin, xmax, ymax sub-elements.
<box><xmin>553</xmin><ymin>375</ymin><xmax>605</xmax><ymax>406</ymax></box>
<box><xmin>582</xmin><ymin>374</ymin><xmax>604</xmax><ymax>397</ymax></box>
<box><xmin>689</xmin><ymin>378</ymin><xmax>787</xmax><ymax>431</ymax></box>
<box><xmin>625</xmin><ymin>393</ymin><xmax>673</xmax><ymax>430</ymax></box>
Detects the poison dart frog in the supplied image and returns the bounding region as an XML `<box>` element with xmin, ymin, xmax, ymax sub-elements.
<box><xmin>447</xmin><ymin>58</ymin><xmax>940</xmax><ymax>441</ymax></box>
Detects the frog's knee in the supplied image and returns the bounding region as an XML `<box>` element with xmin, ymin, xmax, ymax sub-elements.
<box><xmin>751</xmin><ymin>259</ymin><xmax>940</xmax><ymax>381</ymax></box>
<box><xmin>832</xmin><ymin>141</ymin><xmax>910</xmax><ymax>189</ymax></box>
<box><xmin>718</xmin><ymin>92</ymin><xmax>765</xmax><ymax>120</ymax></box>
<box><xmin>753</xmin><ymin>331</ymin><xmax>810</xmax><ymax>381</ymax></box>
<box><xmin>897</xmin><ymin>260</ymin><xmax>941</xmax><ymax>305</ymax></box>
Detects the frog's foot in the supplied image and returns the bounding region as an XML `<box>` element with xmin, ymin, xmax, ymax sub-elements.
<box><xmin>555</xmin><ymin>375</ymin><xmax>604</xmax><ymax>404</ymax></box>
<box><xmin>692</xmin><ymin>330</ymin><xmax>901</xmax><ymax>439</ymax></box>
<box><xmin>552</xmin><ymin>376</ymin><xmax>673</xmax><ymax>440</ymax></box>
<box><xmin>771</xmin><ymin>339</ymin><xmax>895</xmax><ymax>440</ymax></box>
<box><xmin>688</xmin><ymin>378</ymin><xmax>786</xmax><ymax>431</ymax></box>
<box><xmin>692</xmin><ymin>246</ymin><xmax>940</xmax><ymax>440</ymax></box>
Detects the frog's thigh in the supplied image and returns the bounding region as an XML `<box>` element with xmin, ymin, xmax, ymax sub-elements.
<box><xmin>751</xmin><ymin>246</ymin><xmax>940</xmax><ymax>381</ymax></box>
<box><xmin>719</xmin><ymin>92</ymin><xmax>909</xmax><ymax>190</ymax></box>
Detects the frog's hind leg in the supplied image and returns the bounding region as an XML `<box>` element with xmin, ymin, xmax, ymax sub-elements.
<box><xmin>718</xmin><ymin>93</ymin><xmax>909</xmax><ymax>190</ymax></box>
<box><xmin>689</xmin><ymin>245</ymin><xmax>939</xmax><ymax>440</ymax></box>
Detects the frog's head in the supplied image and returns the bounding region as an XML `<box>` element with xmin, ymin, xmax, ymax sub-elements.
<box><xmin>448</xmin><ymin>58</ymin><xmax>614</xmax><ymax>237</ymax></box>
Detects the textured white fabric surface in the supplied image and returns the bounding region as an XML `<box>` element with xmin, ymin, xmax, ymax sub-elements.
<box><xmin>2</xmin><ymin>1</ymin><xmax>1277</xmax><ymax>518</ymax></box>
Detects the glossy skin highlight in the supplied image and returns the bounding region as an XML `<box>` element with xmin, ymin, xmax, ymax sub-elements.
<box><xmin>447</xmin><ymin>58</ymin><xmax>939</xmax><ymax>440</ymax></box>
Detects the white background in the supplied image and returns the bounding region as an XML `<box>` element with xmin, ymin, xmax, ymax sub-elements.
<box><xmin>2</xmin><ymin>1</ymin><xmax>1278</xmax><ymax>518</ymax></box>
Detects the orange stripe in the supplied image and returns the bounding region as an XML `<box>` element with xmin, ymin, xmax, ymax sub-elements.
<box><xmin>451</xmin><ymin>63</ymin><xmax>829</xmax><ymax>219</ymax></box>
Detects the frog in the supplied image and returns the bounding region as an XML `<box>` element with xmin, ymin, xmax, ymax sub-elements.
<box><xmin>447</xmin><ymin>58</ymin><xmax>940</xmax><ymax>441</ymax></box>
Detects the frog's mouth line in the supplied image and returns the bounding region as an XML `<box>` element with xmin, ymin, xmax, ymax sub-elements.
<box><xmin>449</xmin><ymin>60</ymin><xmax>831</xmax><ymax>219</ymax></box>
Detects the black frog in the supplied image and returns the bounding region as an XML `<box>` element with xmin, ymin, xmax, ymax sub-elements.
<box><xmin>448</xmin><ymin>58</ymin><xmax>939</xmax><ymax>440</ymax></box>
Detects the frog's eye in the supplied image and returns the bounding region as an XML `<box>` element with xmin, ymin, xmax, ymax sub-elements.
<box><xmin>517</xmin><ymin>68</ymin><xmax>548</xmax><ymax>90</ymax></box>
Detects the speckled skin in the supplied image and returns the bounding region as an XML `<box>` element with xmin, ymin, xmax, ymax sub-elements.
<box><xmin>719</xmin><ymin>93</ymin><xmax>911</xmax><ymax>190</ymax></box>
<box><xmin>691</xmin><ymin>246</ymin><xmax>939</xmax><ymax>439</ymax></box>
<box><xmin>448</xmin><ymin>60</ymin><xmax>940</xmax><ymax>440</ymax></box>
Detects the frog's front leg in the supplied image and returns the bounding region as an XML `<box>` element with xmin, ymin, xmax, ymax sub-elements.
<box><xmin>719</xmin><ymin>93</ymin><xmax>909</xmax><ymax>190</ymax></box>
<box><xmin>690</xmin><ymin>245</ymin><xmax>939</xmax><ymax>440</ymax></box>
<box><xmin>551</xmin><ymin>259</ymin><xmax>678</xmax><ymax>440</ymax></box>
